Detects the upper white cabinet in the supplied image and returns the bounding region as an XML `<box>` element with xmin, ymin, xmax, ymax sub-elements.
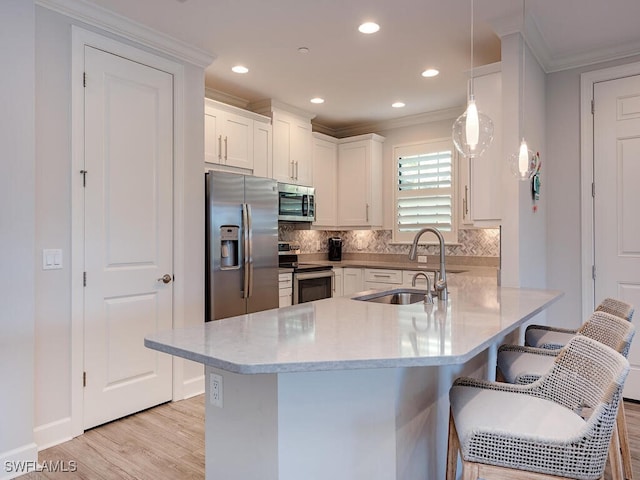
<box><xmin>204</xmin><ymin>98</ymin><xmax>271</xmax><ymax>175</ymax></box>
<box><xmin>252</xmin><ymin>100</ymin><xmax>314</xmax><ymax>186</ymax></box>
<box><xmin>337</xmin><ymin>134</ymin><xmax>384</xmax><ymax>228</ymax></box>
<box><xmin>312</xmin><ymin>132</ymin><xmax>338</xmax><ymax>227</ymax></box>
<box><xmin>460</xmin><ymin>67</ymin><xmax>502</xmax><ymax>226</ymax></box>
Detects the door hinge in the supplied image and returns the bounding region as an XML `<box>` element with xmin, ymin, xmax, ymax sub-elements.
<box><xmin>83</xmin><ymin>371</ymin><xmax>87</xmax><ymax>387</ymax></box>
<box><xmin>592</xmin><ymin>265</ymin><xmax>596</xmax><ymax>280</ymax></box>
<box><xmin>83</xmin><ymin>271</ymin><xmax>87</xmax><ymax>287</ymax></box>
<box><xmin>591</xmin><ymin>99</ymin><xmax>595</xmax><ymax>114</ymax></box>
<box><xmin>80</xmin><ymin>169</ymin><xmax>87</xmax><ymax>187</ymax></box>
<box><xmin>592</xmin><ymin>182</ymin><xmax>595</xmax><ymax>198</ymax></box>
<box><xmin>83</xmin><ymin>72</ymin><xmax>87</xmax><ymax>88</ymax></box>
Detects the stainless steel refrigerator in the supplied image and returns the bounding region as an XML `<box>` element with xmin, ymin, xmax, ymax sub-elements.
<box><xmin>205</xmin><ymin>171</ymin><xmax>279</xmax><ymax>321</ymax></box>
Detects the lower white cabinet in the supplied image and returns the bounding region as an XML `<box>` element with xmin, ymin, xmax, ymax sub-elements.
<box><xmin>363</xmin><ymin>268</ymin><xmax>403</xmax><ymax>291</ymax></box>
<box><xmin>332</xmin><ymin>267</ymin><xmax>343</xmax><ymax>297</ymax></box>
<box><xmin>402</xmin><ymin>270</ymin><xmax>437</xmax><ymax>290</ymax></box>
<box><xmin>279</xmin><ymin>272</ymin><xmax>293</xmax><ymax>308</ymax></box>
<box><xmin>342</xmin><ymin>268</ymin><xmax>364</xmax><ymax>296</ymax></box>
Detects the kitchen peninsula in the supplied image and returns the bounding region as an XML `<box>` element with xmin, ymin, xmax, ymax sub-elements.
<box><xmin>145</xmin><ymin>277</ymin><xmax>562</xmax><ymax>480</ymax></box>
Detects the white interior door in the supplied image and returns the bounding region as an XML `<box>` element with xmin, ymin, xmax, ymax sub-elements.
<box><xmin>594</xmin><ymin>74</ymin><xmax>640</xmax><ymax>400</ymax></box>
<box><xmin>83</xmin><ymin>45</ymin><xmax>174</xmax><ymax>428</ymax></box>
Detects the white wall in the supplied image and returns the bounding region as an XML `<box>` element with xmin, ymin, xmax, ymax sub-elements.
<box><xmin>1</xmin><ymin>0</ymin><xmax>38</xmax><ymax>477</ymax></box>
<box><xmin>545</xmin><ymin>52</ymin><xmax>640</xmax><ymax>328</ymax></box>
<box><xmin>33</xmin><ymin>5</ymin><xmax>206</xmax><ymax>447</ymax></box>
<box><xmin>500</xmin><ymin>33</ymin><xmax>547</xmax><ymax>290</ymax></box>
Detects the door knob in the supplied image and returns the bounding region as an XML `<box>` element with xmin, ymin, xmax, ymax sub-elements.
<box><xmin>158</xmin><ymin>274</ymin><xmax>172</xmax><ymax>284</ymax></box>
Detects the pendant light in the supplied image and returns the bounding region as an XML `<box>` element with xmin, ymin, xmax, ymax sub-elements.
<box><xmin>508</xmin><ymin>0</ymin><xmax>539</xmax><ymax>180</ymax></box>
<box><xmin>452</xmin><ymin>0</ymin><xmax>494</xmax><ymax>158</ymax></box>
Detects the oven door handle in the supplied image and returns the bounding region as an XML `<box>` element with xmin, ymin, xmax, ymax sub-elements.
<box><xmin>294</xmin><ymin>270</ymin><xmax>333</xmax><ymax>281</ymax></box>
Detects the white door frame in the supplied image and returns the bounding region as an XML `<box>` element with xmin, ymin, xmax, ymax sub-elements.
<box><xmin>71</xmin><ymin>27</ymin><xmax>187</xmax><ymax>437</ymax></box>
<box><xmin>580</xmin><ymin>60</ymin><xmax>640</xmax><ymax>319</ymax></box>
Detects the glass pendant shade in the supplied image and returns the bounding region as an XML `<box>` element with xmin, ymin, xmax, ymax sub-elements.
<box><xmin>508</xmin><ymin>138</ymin><xmax>539</xmax><ymax>180</ymax></box>
<box><xmin>452</xmin><ymin>95</ymin><xmax>494</xmax><ymax>158</ymax></box>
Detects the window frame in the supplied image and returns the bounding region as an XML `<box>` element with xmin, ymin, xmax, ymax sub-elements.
<box><xmin>392</xmin><ymin>138</ymin><xmax>459</xmax><ymax>245</ymax></box>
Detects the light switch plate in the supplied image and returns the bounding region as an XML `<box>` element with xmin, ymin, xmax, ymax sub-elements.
<box><xmin>43</xmin><ymin>249</ymin><xmax>63</xmax><ymax>270</ymax></box>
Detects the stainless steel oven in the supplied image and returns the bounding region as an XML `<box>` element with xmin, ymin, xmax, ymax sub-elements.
<box><xmin>293</xmin><ymin>268</ymin><xmax>333</xmax><ymax>304</ymax></box>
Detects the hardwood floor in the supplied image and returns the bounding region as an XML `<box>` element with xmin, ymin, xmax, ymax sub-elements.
<box><xmin>22</xmin><ymin>395</ymin><xmax>205</xmax><ymax>480</ymax></box>
<box><xmin>19</xmin><ymin>397</ymin><xmax>640</xmax><ymax>479</ymax></box>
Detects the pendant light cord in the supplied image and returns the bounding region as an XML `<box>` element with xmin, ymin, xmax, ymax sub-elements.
<box><xmin>469</xmin><ymin>0</ymin><xmax>474</xmax><ymax>97</ymax></box>
<box><xmin>521</xmin><ymin>0</ymin><xmax>526</xmax><ymax>138</ymax></box>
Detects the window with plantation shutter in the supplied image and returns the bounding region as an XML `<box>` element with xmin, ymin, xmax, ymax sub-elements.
<box><xmin>393</xmin><ymin>139</ymin><xmax>457</xmax><ymax>244</ymax></box>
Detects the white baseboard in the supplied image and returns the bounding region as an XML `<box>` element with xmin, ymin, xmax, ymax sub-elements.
<box><xmin>182</xmin><ymin>374</ymin><xmax>205</xmax><ymax>399</ymax></box>
<box><xmin>33</xmin><ymin>417</ymin><xmax>73</xmax><ymax>451</ymax></box>
<box><xmin>1</xmin><ymin>443</ymin><xmax>38</xmax><ymax>480</ymax></box>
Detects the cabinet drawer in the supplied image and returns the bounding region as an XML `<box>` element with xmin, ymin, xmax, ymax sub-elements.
<box><xmin>279</xmin><ymin>273</ymin><xmax>292</xmax><ymax>287</ymax></box>
<box><xmin>364</xmin><ymin>269</ymin><xmax>402</xmax><ymax>284</ymax></box>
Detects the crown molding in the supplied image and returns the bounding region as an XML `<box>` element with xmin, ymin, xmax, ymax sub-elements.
<box><xmin>326</xmin><ymin>106</ymin><xmax>464</xmax><ymax>138</ymax></box>
<box><xmin>204</xmin><ymin>87</ymin><xmax>250</xmax><ymax>110</ymax></box>
<box><xmin>36</xmin><ymin>0</ymin><xmax>215</xmax><ymax>68</ymax></box>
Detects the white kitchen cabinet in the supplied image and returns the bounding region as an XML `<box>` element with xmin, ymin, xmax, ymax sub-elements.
<box><xmin>271</xmin><ymin>109</ymin><xmax>313</xmax><ymax>185</ymax></box>
<box><xmin>312</xmin><ymin>132</ymin><xmax>338</xmax><ymax>227</ymax></box>
<box><xmin>252</xmin><ymin>119</ymin><xmax>272</xmax><ymax>178</ymax></box>
<box><xmin>332</xmin><ymin>267</ymin><xmax>343</xmax><ymax>297</ymax></box>
<box><xmin>279</xmin><ymin>272</ymin><xmax>293</xmax><ymax>308</ymax></box>
<box><xmin>204</xmin><ymin>99</ymin><xmax>273</xmax><ymax>175</ymax></box>
<box><xmin>460</xmin><ymin>67</ymin><xmax>502</xmax><ymax>227</ymax></box>
<box><xmin>337</xmin><ymin>134</ymin><xmax>384</xmax><ymax>228</ymax></box>
<box><xmin>342</xmin><ymin>268</ymin><xmax>364</xmax><ymax>296</ymax></box>
<box><xmin>363</xmin><ymin>268</ymin><xmax>403</xmax><ymax>291</ymax></box>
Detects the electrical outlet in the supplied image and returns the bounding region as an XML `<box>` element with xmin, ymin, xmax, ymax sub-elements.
<box><xmin>417</xmin><ymin>255</ymin><xmax>428</xmax><ymax>263</ymax></box>
<box><xmin>210</xmin><ymin>373</ymin><xmax>223</xmax><ymax>408</ymax></box>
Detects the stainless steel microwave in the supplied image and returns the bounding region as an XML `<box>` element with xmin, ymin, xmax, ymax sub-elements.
<box><xmin>277</xmin><ymin>183</ymin><xmax>315</xmax><ymax>222</ymax></box>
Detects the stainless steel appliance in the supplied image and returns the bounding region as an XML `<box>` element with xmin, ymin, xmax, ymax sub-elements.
<box><xmin>206</xmin><ymin>171</ymin><xmax>279</xmax><ymax>321</ymax></box>
<box><xmin>278</xmin><ymin>242</ymin><xmax>333</xmax><ymax>304</ymax></box>
<box><xmin>277</xmin><ymin>183</ymin><xmax>315</xmax><ymax>222</ymax></box>
<box><xmin>328</xmin><ymin>237</ymin><xmax>342</xmax><ymax>261</ymax></box>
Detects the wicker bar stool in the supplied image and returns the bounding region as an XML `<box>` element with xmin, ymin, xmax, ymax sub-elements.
<box><xmin>447</xmin><ymin>335</ymin><xmax>630</xmax><ymax>480</ymax></box>
<box><xmin>497</xmin><ymin>311</ymin><xmax>636</xmax><ymax>480</ymax></box>
<box><xmin>525</xmin><ymin>297</ymin><xmax>634</xmax><ymax>350</ymax></box>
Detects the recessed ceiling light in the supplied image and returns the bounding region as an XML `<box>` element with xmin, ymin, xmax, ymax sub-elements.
<box><xmin>421</xmin><ymin>68</ymin><xmax>439</xmax><ymax>78</ymax></box>
<box><xmin>392</xmin><ymin>102</ymin><xmax>406</xmax><ymax>108</ymax></box>
<box><xmin>358</xmin><ymin>22</ymin><xmax>380</xmax><ymax>34</ymax></box>
<box><xmin>231</xmin><ymin>65</ymin><xmax>249</xmax><ymax>74</ymax></box>
<box><xmin>298</xmin><ymin>47</ymin><xmax>310</xmax><ymax>54</ymax></box>
<box><xmin>310</xmin><ymin>97</ymin><xmax>325</xmax><ymax>104</ymax></box>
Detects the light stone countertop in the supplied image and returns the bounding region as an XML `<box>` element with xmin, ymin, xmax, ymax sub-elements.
<box><xmin>145</xmin><ymin>276</ymin><xmax>562</xmax><ymax>374</ymax></box>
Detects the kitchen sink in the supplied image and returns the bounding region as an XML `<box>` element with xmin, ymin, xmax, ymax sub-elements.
<box><xmin>352</xmin><ymin>288</ymin><xmax>428</xmax><ymax>305</ymax></box>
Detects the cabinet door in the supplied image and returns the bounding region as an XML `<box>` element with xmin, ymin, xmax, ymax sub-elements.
<box><xmin>204</xmin><ymin>109</ymin><xmax>222</xmax><ymax>165</ymax></box>
<box><xmin>312</xmin><ymin>135</ymin><xmax>338</xmax><ymax>226</ymax></box>
<box><xmin>253</xmin><ymin>120</ymin><xmax>272</xmax><ymax>178</ymax></box>
<box><xmin>342</xmin><ymin>268</ymin><xmax>364</xmax><ymax>296</ymax></box>
<box><xmin>469</xmin><ymin>71</ymin><xmax>502</xmax><ymax>225</ymax></box>
<box><xmin>338</xmin><ymin>141</ymin><xmax>370</xmax><ymax>226</ymax></box>
<box><xmin>332</xmin><ymin>267</ymin><xmax>343</xmax><ymax>297</ymax></box>
<box><xmin>222</xmin><ymin>111</ymin><xmax>253</xmax><ymax>170</ymax></box>
<box><xmin>272</xmin><ymin>112</ymin><xmax>312</xmax><ymax>185</ymax></box>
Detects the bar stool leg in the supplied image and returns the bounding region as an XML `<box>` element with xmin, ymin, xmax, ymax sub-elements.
<box><xmin>446</xmin><ymin>410</ymin><xmax>459</xmax><ymax>480</ymax></box>
<box><xmin>609</xmin><ymin>420</ymin><xmax>624</xmax><ymax>480</ymax></box>
<box><xmin>617</xmin><ymin>402</ymin><xmax>633</xmax><ymax>480</ymax></box>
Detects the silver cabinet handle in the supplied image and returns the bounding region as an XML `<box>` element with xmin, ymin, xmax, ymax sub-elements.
<box><xmin>290</xmin><ymin>160</ymin><xmax>295</xmax><ymax>180</ymax></box>
<box><xmin>295</xmin><ymin>161</ymin><xmax>299</xmax><ymax>180</ymax></box>
<box><xmin>224</xmin><ymin>136</ymin><xmax>228</xmax><ymax>161</ymax></box>
<box><xmin>463</xmin><ymin>185</ymin><xmax>469</xmax><ymax>219</ymax></box>
<box><xmin>366</xmin><ymin>203</ymin><xmax>370</xmax><ymax>222</ymax></box>
<box><xmin>157</xmin><ymin>274</ymin><xmax>172</xmax><ymax>284</ymax></box>
<box><xmin>373</xmin><ymin>274</ymin><xmax>391</xmax><ymax>278</ymax></box>
<box><xmin>218</xmin><ymin>135</ymin><xmax>222</xmax><ymax>161</ymax></box>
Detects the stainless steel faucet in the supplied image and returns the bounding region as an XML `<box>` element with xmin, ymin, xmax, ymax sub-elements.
<box><xmin>411</xmin><ymin>272</ymin><xmax>433</xmax><ymax>304</ymax></box>
<box><xmin>408</xmin><ymin>227</ymin><xmax>448</xmax><ymax>302</ymax></box>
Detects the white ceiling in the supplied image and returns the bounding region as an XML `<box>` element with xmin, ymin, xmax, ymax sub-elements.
<box><xmin>83</xmin><ymin>0</ymin><xmax>640</xmax><ymax>132</ymax></box>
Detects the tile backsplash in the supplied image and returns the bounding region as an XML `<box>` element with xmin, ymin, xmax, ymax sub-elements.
<box><xmin>278</xmin><ymin>226</ymin><xmax>500</xmax><ymax>258</ymax></box>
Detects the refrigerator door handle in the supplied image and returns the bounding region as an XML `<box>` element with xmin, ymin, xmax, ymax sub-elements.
<box><xmin>247</xmin><ymin>203</ymin><xmax>254</xmax><ymax>298</ymax></box>
<box><xmin>242</xmin><ymin>203</ymin><xmax>250</xmax><ymax>298</ymax></box>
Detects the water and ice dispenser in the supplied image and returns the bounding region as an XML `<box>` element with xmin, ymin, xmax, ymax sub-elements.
<box><xmin>220</xmin><ymin>225</ymin><xmax>239</xmax><ymax>269</ymax></box>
